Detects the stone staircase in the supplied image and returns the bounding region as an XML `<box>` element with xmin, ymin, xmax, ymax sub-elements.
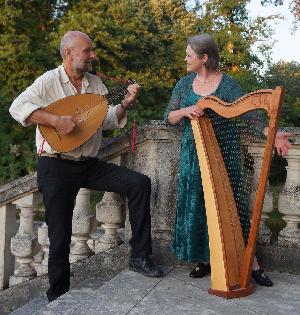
<box><xmin>10</xmin><ymin>266</ymin><xmax>300</xmax><ymax>315</ymax></box>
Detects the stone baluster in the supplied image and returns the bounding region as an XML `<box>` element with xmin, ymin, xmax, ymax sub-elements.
<box><xmin>248</xmin><ymin>142</ymin><xmax>273</xmax><ymax>245</ymax></box>
<box><xmin>70</xmin><ymin>188</ymin><xmax>96</xmax><ymax>263</ymax></box>
<box><xmin>34</xmin><ymin>223</ymin><xmax>49</xmax><ymax>275</ymax></box>
<box><xmin>278</xmin><ymin>142</ymin><xmax>300</xmax><ymax>247</ymax></box>
<box><xmin>94</xmin><ymin>156</ymin><xmax>124</xmax><ymax>253</ymax></box>
<box><xmin>95</xmin><ymin>192</ymin><xmax>124</xmax><ymax>253</ymax></box>
<box><xmin>0</xmin><ymin>202</ymin><xmax>16</xmax><ymax>290</ymax></box>
<box><xmin>9</xmin><ymin>192</ymin><xmax>41</xmax><ymax>286</ymax></box>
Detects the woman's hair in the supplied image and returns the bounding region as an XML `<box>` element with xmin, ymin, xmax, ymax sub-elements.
<box><xmin>187</xmin><ymin>34</ymin><xmax>219</xmax><ymax>70</ymax></box>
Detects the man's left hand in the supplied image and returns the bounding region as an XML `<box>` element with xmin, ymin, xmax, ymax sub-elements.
<box><xmin>122</xmin><ymin>83</ymin><xmax>140</xmax><ymax>109</ymax></box>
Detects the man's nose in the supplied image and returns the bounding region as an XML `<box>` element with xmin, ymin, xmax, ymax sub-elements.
<box><xmin>90</xmin><ymin>50</ymin><xmax>95</xmax><ymax>59</ymax></box>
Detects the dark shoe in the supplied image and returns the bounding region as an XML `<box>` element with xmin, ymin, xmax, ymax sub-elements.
<box><xmin>129</xmin><ymin>257</ymin><xmax>163</xmax><ymax>277</ymax></box>
<box><xmin>189</xmin><ymin>263</ymin><xmax>211</xmax><ymax>278</ymax></box>
<box><xmin>252</xmin><ymin>268</ymin><xmax>273</xmax><ymax>287</ymax></box>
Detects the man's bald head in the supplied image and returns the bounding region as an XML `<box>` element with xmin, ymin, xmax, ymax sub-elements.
<box><xmin>60</xmin><ymin>31</ymin><xmax>91</xmax><ymax>60</ymax></box>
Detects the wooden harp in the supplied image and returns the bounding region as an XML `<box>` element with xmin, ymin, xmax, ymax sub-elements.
<box><xmin>191</xmin><ymin>86</ymin><xmax>284</xmax><ymax>298</ymax></box>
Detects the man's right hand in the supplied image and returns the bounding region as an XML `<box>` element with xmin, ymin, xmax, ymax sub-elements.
<box><xmin>26</xmin><ymin>109</ymin><xmax>76</xmax><ymax>136</ymax></box>
<box><xmin>53</xmin><ymin>115</ymin><xmax>76</xmax><ymax>136</ymax></box>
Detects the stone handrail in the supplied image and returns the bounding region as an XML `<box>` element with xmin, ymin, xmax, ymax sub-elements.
<box><xmin>0</xmin><ymin>121</ymin><xmax>299</xmax><ymax>291</ymax></box>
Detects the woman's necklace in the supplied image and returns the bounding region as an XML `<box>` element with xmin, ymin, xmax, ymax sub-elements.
<box><xmin>196</xmin><ymin>71</ymin><xmax>219</xmax><ymax>84</ymax></box>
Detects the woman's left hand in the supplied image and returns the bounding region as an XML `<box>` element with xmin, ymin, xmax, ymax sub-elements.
<box><xmin>274</xmin><ymin>131</ymin><xmax>294</xmax><ymax>156</ymax></box>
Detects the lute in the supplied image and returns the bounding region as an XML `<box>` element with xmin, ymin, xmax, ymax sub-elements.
<box><xmin>38</xmin><ymin>79</ymin><xmax>134</xmax><ymax>153</ymax></box>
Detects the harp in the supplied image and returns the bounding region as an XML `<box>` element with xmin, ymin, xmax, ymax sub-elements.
<box><xmin>191</xmin><ymin>86</ymin><xmax>284</xmax><ymax>298</ymax></box>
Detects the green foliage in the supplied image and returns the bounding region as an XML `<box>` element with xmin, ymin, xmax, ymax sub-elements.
<box><xmin>49</xmin><ymin>0</ymin><xmax>197</xmax><ymax>119</ymax></box>
<box><xmin>0</xmin><ymin>0</ymin><xmax>296</xmax><ymax>184</ymax></box>
<box><xmin>263</xmin><ymin>61</ymin><xmax>300</xmax><ymax>127</ymax></box>
<box><xmin>194</xmin><ymin>0</ymin><xmax>276</xmax><ymax>73</ymax></box>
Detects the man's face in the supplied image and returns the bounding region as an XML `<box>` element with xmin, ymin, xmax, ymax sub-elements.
<box><xmin>70</xmin><ymin>37</ymin><xmax>95</xmax><ymax>72</ymax></box>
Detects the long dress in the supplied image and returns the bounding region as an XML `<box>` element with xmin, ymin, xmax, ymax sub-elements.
<box><xmin>164</xmin><ymin>73</ymin><xmax>255</xmax><ymax>263</ymax></box>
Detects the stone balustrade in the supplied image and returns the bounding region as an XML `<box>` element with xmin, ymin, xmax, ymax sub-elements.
<box><xmin>278</xmin><ymin>130</ymin><xmax>300</xmax><ymax>247</ymax></box>
<box><xmin>0</xmin><ymin>121</ymin><xmax>299</xmax><ymax>291</ymax></box>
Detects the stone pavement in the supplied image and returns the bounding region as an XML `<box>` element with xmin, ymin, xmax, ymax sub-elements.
<box><xmin>10</xmin><ymin>266</ymin><xmax>300</xmax><ymax>315</ymax></box>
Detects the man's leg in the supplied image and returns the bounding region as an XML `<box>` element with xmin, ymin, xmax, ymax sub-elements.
<box><xmin>83</xmin><ymin>159</ymin><xmax>162</xmax><ymax>276</ymax></box>
<box><xmin>37</xmin><ymin>157</ymin><xmax>80</xmax><ymax>301</ymax></box>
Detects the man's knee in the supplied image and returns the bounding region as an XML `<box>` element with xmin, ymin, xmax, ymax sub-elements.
<box><xmin>129</xmin><ymin>173</ymin><xmax>151</xmax><ymax>194</ymax></box>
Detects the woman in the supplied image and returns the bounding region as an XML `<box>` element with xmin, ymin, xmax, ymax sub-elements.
<box><xmin>164</xmin><ymin>34</ymin><xmax>292</xmax><ymax>286</ymax></box>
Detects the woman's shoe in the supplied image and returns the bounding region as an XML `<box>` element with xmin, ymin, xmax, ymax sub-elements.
<box><xmin>251</xmin><ymin>268</ymin><xmax>273</xmax><ymax>287</ymax></box>
<box><xmin>189</xmin><ymin>263</ymin><xmax>211</xmax><ymax>278</ymax></box>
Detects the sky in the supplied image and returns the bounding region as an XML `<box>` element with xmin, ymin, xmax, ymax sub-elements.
<box><xmin>247</xmin><ymin>0</ymin><xmax>300</xmax><ymax>63</ymax></box>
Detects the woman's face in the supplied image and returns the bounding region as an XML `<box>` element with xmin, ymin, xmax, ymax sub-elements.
<box><xmin>184</xmin><ymin>45</ymin><xmax>207</xmax><ymax>72</ymax></box>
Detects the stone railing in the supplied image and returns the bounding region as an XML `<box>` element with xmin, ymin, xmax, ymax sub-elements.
<box><xmin>0</xmin><ymin>121</ymin><xmax>299</xmax><ymax>290</ymax></box>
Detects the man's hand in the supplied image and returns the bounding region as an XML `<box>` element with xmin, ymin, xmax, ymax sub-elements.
<box><xmin>53</xmin><ymin>115</ymin><xmax>76</xmax><ymax>136</ymax></box>
<box><xmin>121</xmin><ymin>83</ymin><xmax>140</xmax><ymax>109</ymax></box>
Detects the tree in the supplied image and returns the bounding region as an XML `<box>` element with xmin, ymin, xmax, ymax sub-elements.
<box><xmin>0</xmin><ymin>0</ymin><xmax>78</xmax><ymax>184</ymax></box>
<box><xmin>191</xmin><ymin>0</ymin><xmax>277</xmax><ymax>75</ymax></box>
<box><xmin>48</xmin><ymin>0</ymin><xmax>197</xmax><ymax>121</ymax></box>
<box><xmin>264</xmin><ymin>61</ymin><xmax>300</xmax><ymax>127</ymax></box>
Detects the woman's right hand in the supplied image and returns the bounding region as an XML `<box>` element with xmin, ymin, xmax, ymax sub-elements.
<box><xmin>181</xmin><ymin>105</ymin><xmax>204</xmax><ymax>120</ymax></box>
<box><xmin>167</xmin><ymin>105</ymin><xmax>204</xmax><ymax>125</ymax></box>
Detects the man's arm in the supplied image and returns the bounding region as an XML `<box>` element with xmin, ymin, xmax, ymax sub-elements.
<box><xmin>26</xmin><ymin>109</ymin><xmax>76</xmax><ymax>136</ymax></box>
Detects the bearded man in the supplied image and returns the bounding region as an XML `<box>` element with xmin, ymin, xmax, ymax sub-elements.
<box><xmin>9</xmin><ymin>31</ymin><xmax>163</xmax><ymax>302</ymax></box>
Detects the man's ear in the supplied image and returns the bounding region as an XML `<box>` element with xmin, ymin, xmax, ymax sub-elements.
<box><xmin>64</xmin><ymin>48</ymin><xmax>72</xmax><ymax>59</ymax></box>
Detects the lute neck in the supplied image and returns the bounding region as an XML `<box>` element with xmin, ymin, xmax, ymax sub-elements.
<box><xmin>105</xmin><ymin>79</ymin><xmax>135</xmax><ymax>105</ymax></box>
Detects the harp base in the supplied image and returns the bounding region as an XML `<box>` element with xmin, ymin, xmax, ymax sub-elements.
<box><xmin>208</xmin><ymin>282</ymin><xmax>255</xmax><ymax>299</ymax></box>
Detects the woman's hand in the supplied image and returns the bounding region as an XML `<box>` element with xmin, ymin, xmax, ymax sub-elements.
<box><xmin>182</xmin><ymin>105</ymin><xmax>204</xmax><ymax>120</ymax></box>
<box><xmin>274</xmin><ymin>131</ymin><xmax>294</xmax><ymax>156</ymax></box>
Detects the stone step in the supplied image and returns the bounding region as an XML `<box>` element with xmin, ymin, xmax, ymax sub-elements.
<box><xmin>10</xmin><ymin>267</ymin><xmax>300</xmax><ymax>315</ymax></box>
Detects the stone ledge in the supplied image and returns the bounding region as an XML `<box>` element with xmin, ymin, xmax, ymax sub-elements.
<box><xmin>256</xmin><ymin>244</ymin><xmax>300</xmax><ymax>274</ymax></box>
<box><xmin>0</xmin><ymin>243</ymin><xmax>130</xmax><ymax>314</ymax></box>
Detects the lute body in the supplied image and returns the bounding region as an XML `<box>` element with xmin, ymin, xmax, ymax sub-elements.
<box><xmin>38</xmin><ymin>79</ymin><xmax>134</xmax><ymax>153</ymax></box>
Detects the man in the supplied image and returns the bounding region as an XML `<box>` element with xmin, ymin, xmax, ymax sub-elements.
<box><xmin>9</xmin><ymin>31</ymin><xmax>163</xmax><ymax>303</ymax></box>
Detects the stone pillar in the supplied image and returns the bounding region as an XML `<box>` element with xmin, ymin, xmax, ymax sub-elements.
<box><xmin>0</xmin><ymin>203</ymin><xmax>16</xmax><ymax>290</ymax></box>
<box><xmin>125</xmin><ymin>123</ymin><xmax>181</xmax><ymax>248</ymax></box>
<box><xmin>95</xmin><ymin>192</ymin><xmax>124</xmax><ymax>253</ymax></box>
<box><xmin>248</xmin><ymin>142</ymin><xmax>273</xmax><ymax>245</ymax></box>
<box><xmin>278</xmin><ymin>143</ymin><xmax>300</xmax><ymax>247</ymax></box>
<box><xmin>34</xmin><ymin>223</ymin><xmax>49</xmax><ymax>275</ymax></box>
<box><xmin>70</xmin><ymin>188</ymin><xmax>95</xmax><ymax>263</ymax></box>
<box><xmin>9</xmin><ymin>192</ymin><xmax>41</xmax><ymax>286</ymax></box>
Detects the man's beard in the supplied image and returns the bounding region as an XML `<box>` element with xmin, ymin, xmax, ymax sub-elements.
<box><xmin>74</xmin><ymin>60</ymin><xmax>93</xmax><ymax>72</ymax></box>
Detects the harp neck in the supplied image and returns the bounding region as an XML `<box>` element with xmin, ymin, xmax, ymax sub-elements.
<box><xmin>197</xmin><ymin>86</ymin><xmax>284</xmax><ymax>118</ymax></box>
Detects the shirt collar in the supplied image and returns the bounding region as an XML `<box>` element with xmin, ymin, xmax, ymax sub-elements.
<box><xmin>59</xmin><ymin>64</ymin><xmax>90</xmax><ymax>89</ymax></box>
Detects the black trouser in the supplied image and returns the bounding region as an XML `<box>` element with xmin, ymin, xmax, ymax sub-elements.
<box><xmin>37</xmin><ymin>156</ymin><xmax>152</xmax><ymax>302</ymax></box>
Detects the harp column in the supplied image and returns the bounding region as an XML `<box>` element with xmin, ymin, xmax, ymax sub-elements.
<box><xmin>278</xmin><ymin>140</ymin><xmax>300</xmax><ymax>247</ymax></box>
<box><xmin>248</xmin><ymin>141</ymin><xmax>273</xmax><ymax>245</ymax></box>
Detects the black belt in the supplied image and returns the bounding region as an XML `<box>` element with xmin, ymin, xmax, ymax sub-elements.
<box><xmin>39</xmin><ymin>153</ymin><xmax>92</xmax><ymax>162</ymax></box>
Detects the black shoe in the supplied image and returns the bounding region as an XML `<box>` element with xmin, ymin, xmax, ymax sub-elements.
<box><xmin>129</xmin><ymin>257</ymin><xmax>163</xmax><ymax>277</ymax></box>
<box><xmin>189</xmin><ymin>263</ymin><xmax>211</xmax><ymax>278</ymax></box>
<box><xmin>251</xmin><ymin>268</ymin><xmax>273</xmax><ymax>287</ymax></box>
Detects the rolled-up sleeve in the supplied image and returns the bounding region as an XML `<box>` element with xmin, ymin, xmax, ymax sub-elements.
<box><xmin>9</xmin><ymin>73</ymin><xmax>52</xmax><ymax>126</ymax></box>
<box><xmin>102</xmin><ymin>105</ymin><xmax>127</xmax><ymax>130</ymax></box>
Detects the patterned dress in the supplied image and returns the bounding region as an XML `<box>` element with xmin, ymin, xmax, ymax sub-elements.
<box><xmin>164</xmin><ymin>73</ymin><xmax>259</xmax><ymax>263</ymax></box>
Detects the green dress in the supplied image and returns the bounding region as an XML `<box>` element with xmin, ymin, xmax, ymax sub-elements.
<box><xmin>164</xmin><ymin>73</ymin><xmax>255</xmax><ymax>263</ymax></box>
